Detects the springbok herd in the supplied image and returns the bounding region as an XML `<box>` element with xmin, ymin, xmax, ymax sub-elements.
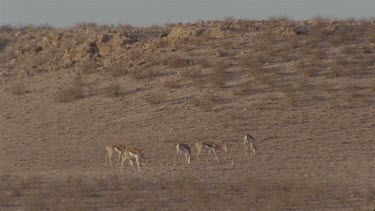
<box><xmin>105</xmin><ymin>134</ymin><xmax>257</xmax><ymax>174</ymax></box>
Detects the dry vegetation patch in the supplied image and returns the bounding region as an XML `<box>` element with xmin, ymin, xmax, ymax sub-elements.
<box><xmin>55</xmin><ymin>85</ymin><xmax>84</xmax><ymax>103</ymax></box>
<box><xmin>9</xmin><ymin>81</ymin><xmax>28</xmax><ymax>95</ymax></box>
<box><xmin>146</xmin><ymin>92</ymin><xmax>167</xmax><ymax>105</ymax></box>
<box><xmin>163</xmin><ymin>54</ymin><xmax>191</xmax><ymax>68</ymax></box>
<box><xmin>102</xmin><ymin>82</ymin><xmax>122</xmax><ymax>97</ymax></box>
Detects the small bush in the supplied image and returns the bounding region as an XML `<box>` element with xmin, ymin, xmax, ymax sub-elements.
<box><xmin>9</xmin><ymin>81</ymin><xmax>28</xmax><ymax>95</ymax></box>
<box><xmin>146</xmin><ymin>93</ymin><xmax>166</xmax><ymax>105</ymax></box>
<box><xmin>191</xmin><ymin>97</ymin><xmax>215</xmax><ymax>112</ymax></box>
<box><xmin>207</xmin><ymin>61</ymin><xmax>227</xmax><ymax>88</ymax></box>
<box><xmin>163</xmin><ymin>55</ymin><xmax>190</xmax><ymax>68</ymax></box>
<box><xmin>279</xmin><ymin>85</ymin><xmax>298</xmax><ymax>106</ymax></box>
<box><xmin>364</xmin><ymin>186</ymin><xmax>375</xmax><ymax>205</ymax></box>
<box><xmin>102</xmin><ymin>83</ymin><xmax>122</xmax><ymax>97</ymax></box>
<box><xmin>0</xmin><ymin>191</ymin><xmax>10</xmax><ymax>207</ymax></box>
<box><xmin>180</xmin><ymin>68</ymin><xmax>206</xmax><ymax>86</ymax></box>
<box><xmin>232</xmin><ymin>80</ymin><xmax>254</xmax><ymax>96</ymax></box>
<box><xmin>109</xmin><ymin>63</ymin><xmax>128</xmax><ymax>77</ymax></box>
<box><xmin>163</xmin><ymin>78</ymin><xmax>182</xmax><ymax>89</ymax></box>
<box><xmin>365</xmin><ymin>29</ymin><xmax>375</xmax><ymax>42</ymax></box>
<box><xmin>77</xmin><ymin>60</ymin><xmax>97</xmax><ymax>74</ymax></box>
<box><xmin>55</xmin><ymin>85</ymin><xmax>84</xmax><ymax>103</ymax></box>
<box><xmin>64</xmin><ymin>176</ymin><xmax>95</xmax><ymax>198</ymax></box>
<box><xmin>23</xmin><ymin>192</ymin><xmax>46</xmax><ymax>211</ymax></box>
<box><xmin>130</xmin><ymin>68</ymin><xmax>159</xmax><ymax>80</ymax></box>
<box><xmin>196</xmin><ymin>57</ymin><xmax>212</xmax><ymax>68</ymax></box>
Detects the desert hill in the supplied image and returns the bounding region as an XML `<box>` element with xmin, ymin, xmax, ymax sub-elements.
<box><xmin>0</xmin><ymin>18</ymin><xmax>374</xmax><ymax>210</ymax></box>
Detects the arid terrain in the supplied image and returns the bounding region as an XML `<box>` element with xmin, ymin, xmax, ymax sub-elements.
<box><xmin>0</xmin><ymin>18</ymin><xmax>374</xmax><ymax>210</ymax></box>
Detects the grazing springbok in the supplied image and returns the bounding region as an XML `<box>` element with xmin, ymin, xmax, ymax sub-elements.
<box><xmin>196</xmin><ymin>141</ymin><xmax>228</xmax><ymax>162</ymax></box>
<box><xmin>244</xmin><ymin>134</ymin><xmax>256</xmax><ymax>155</ymax></box>
<box><xmin>120</xmin><ymin>146</ymin><xmax>146</xmax><ymax>173</ymax></box>
<box><xmin>105</xmin><ymin>143</ymin><xmax>126</xmax><ymax>168</ymax></box>
<box><xmin>175</xmin><ymin>144</ymin><xmax>192</xmax><ymax>165</ymax></box>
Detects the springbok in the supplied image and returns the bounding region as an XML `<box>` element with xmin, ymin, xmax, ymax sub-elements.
<box><xmin>196</xmin><ymin>141</ymin><xmax>228</xmax><ymax>162</ymax></box>
<box><xmin>120</xmin><ymin>146</ymin><xmax>146</xmax><ymax>173</ymax></box>
<box><xmin>105</xmin><ymin>143</ymin><xmax>126</xmax><ymax>168</ymax></box>
<box><xmin>175</xmin><ymin>144</ymin><xmax>191</xmax><ymax>165</ymax></box>
<box><xmin>244</xmin><ymin>134</ymin><xmax>256</xmax><ymax>155</ymax></box>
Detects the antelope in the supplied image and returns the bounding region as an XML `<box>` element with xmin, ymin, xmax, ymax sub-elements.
<box><xmin>196</xmin><ymin>141</ymin><xmax>228</xmax><ymax>162</ymax></box>
<box><xmin>105</xmin><ymin>143</ymin><xmax>126</xmax><ymax>168</ymax></box>
<box><xmin>175</xmin><ymin>144</ymin><xmax>191</xmax><ymax>165</ymax></box>
<box><xmin>120</xmin><ymin>146</ymin><xmax>146</xmax><ymax>173</ymax></box>
<box><xmin>244</xmin><ymin>134</ymin><xmax>256</xmax><ymax>155</ymax></box>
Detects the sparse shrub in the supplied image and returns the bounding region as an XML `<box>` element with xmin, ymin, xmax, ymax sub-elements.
<box><xmin>0</xmin><ymin>174</ymin><xmax>10</xmax><ymax>182</ymax></box>
<box><xmin>102</xmin><ymin>82</ymin><xmax>122</xmax><ymax>97</ymax></box>
<box><xmin>163</xmin><ymin>78</ymin><xmax>182</xmax><ymax>89</ymax></box>
<box><xmin>180</xmin><ymin>68</ymin><xmax>207</xmax><ymax>86</ymax></box>
<box><xmin>307</xmin><ymin>26</ymin><xmax>325</xmax><ymax>46</ymax></box>
<box><xmin>278</xmin><ymin>85</ymin><xmax>298</xmax><ymax>106</ymax></box>
<box><xmin>0</xmin><ymin>191</ymin><xmax>10</xmax><ymax>207</ymax></box>
<box><xmin>23</xmin><ymin>192</ymin><xmax>46</xmax><ymax>211</ymax></box>
<box><xmin>371</xmin><ymin>81</ymin><xmax>375</xmax><ymax>91</ymax></box>
<box><xmin>77</xmin><ymin>60</ymin><xmax>97</xmax><ymax>74</ymax></box>
<box><xmin>146</xmin><ymin>93</ymin><xmax>166</xmax><ymax>105</ymax></box>
<box><xmin>181</xmin><ymin>68</ymin><xmax>202</xmax><ymax>80</ymax></box>
<box><xmin>109</xmin><ymin>63</ymin><xmax>128</xmax><ymax>77</ymax></box>
<box><xmin>341</xmin><ymin>46</ymin><xmax>357</xmax><ymax>54</ymax></box>
<box><xmin>0</xmin><ymin>37</ymin><xmax>9</xmax><ymax>53</ymax></box>
<box><xmin>130</xmin><ymin>68</ymin><xmax>159</xmax><ymax>80</ymax></box>
<box><xmin>364</xmin><ymin>186</ymin><xmax>375</xmax><ymax>205</ymax></box>
<box><xmin>64</xmin><ymin>176</ymin><xmax>95</xmax><ymax>198</ymax></box>
<box><xmin>9</xmin><ymin>81</ymin><xmax>28</xmax><ymax>95</ymax></box>
<box><xmin>207</xmin><ymin>61</ymin><xmax>227</xmax><ymax>88</ymax></box>
<box><xmin>301</xmin><ymin>65</ymin><xmax>316</xmax><ymax>77</ymax></box>
<box><xmin>329</xmin><ymin>64</ymin><xmax>342</xmax><ymax>77</ymax></box>
<box><xmin>191</xmin><ymin>96</ymin><xmax>215</xmax><ymax>112</ymax></box>
<box><xmin>165</xmin><ymin>176</ymin><xmax>209</xmax><ymax>210</ymax></box>
<box><xmin>55</xmin><ymin>85</ymin><xmax>84</xmax><ymax>103</ymax></box>
<box><xmin>365</xmin><ymin>29</ymin><xmax>375</xmax><ymax>42</ymax></box>
<box><xmin>163</xmin><ymin>54</ymin><xmax>190</xmax><ymax>68</ymax></box>
<box><xmin>330</xmin><ymin>31</ymin><xmax>358</xmax><ymax>46</ymax></box>
<box><xmin>19</xmin><ymin>175</ymin><xmax>43</xmax><ymax>190</ymax></box>
<box><xmin>196</xmin><ymin>57</ymin><xmax>212</xmax><ymax>68</ymax></box>
<box><xmin>232</xmin><ymin>80</ymin><xmax>254</xmax><ymax>96</ymax></box>
<box><xmin>344</xmin><ymin>84</ymin><xmax>368</xmax><ymax>103</ymax></box>
<box><xmin>241</xmin><ymin>55</ymin><xmax>265</xmax><ymax>69</ymax></box>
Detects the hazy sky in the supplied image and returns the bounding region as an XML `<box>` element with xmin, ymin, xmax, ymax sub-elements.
<box><xmin>1</xmin><ymin>0</ymin><xmax>374</xmax><ymax>27</ymax></box>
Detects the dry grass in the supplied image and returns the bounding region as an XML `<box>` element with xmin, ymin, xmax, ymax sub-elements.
<box><xmin>55</xmin><ymin>85</ymin><xmax>84</xmax><ymax>103</ymax></box>
<box><xmin>130</xmin><ymin>68</ymin><xmax>160</xmax><ymax>80</ymax></box>
<box><xmin>232</xmin><ymin>80</ymin><xmax>254</xmax><ymax>96</ymax></box>
<box><xmin>0</xmin><ymin>173</ymin><xmax>364</xmax><ymax>210</ymax></box>
<box><xmin>109</xmin><ymin>63</ymin><xmax>128</xmax><ymax>77</ymax></box>
<box><xmin>76</xmin><ymin>60</ymin><xmax>98</xmax><ymax>74</ymax></box>
<box><xmin>364</xmin><ymin>186</ymin><xmax>375</xmax><ymax>206</ymax></box>
<box><xmin>63</xmin><ymin>176</ymin><xmax>96</xmax><ymax>198</ymax></box>
<box><xmin>191</xmin><ymin>96</ymin><xmax>215</xmax><ymax>112</ymax></box>
<box><xmin>102</xmin><ymin>82</ymin><xmax>122</xmax><ymax>97</ymax></box>
<box><xmin>207</xmin><ymin>61</ymin><xmax>228</xmax><ymax>88</ymax></box>
<box><xmin>163</xmin><ymin>78</ymin><xmax>182</xmax><ymax>89</ymax></box>
<box><xmin>196</xmin><ymin>57</ymin><xmax>212</xmax><ymax>68</ymax></box>
<box><xmin>163</xmin><ymin>54</ymin><xmax>190</xmax><ymax>68</ymax></box>
<box><xmin>180</xmin><ymin>68</ymin><xmax>206</xmax><ymax>86</ymax></box>
<box><xmin>146</xmin><ymin>93</ymin><xmax>167</xmax><ymax>105</ymax></box>
<box><xmin>9</xmin><ymin>81</ymin><xmax>28</xmax><ymax>95</ymax></box>
<box><xmin>330</xmin><ymin>31</ymin><xmax>358</xmax><ymax>46</ymax></box>
<box><xmin>278</xmin><ymin>85</ymin><xmax>298</xmax><ymax>106</ymax></box>
<box><xmin>23</xmin><ymin>192</ymin><xmax>46</xmax><ymax>211</ymax></box>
